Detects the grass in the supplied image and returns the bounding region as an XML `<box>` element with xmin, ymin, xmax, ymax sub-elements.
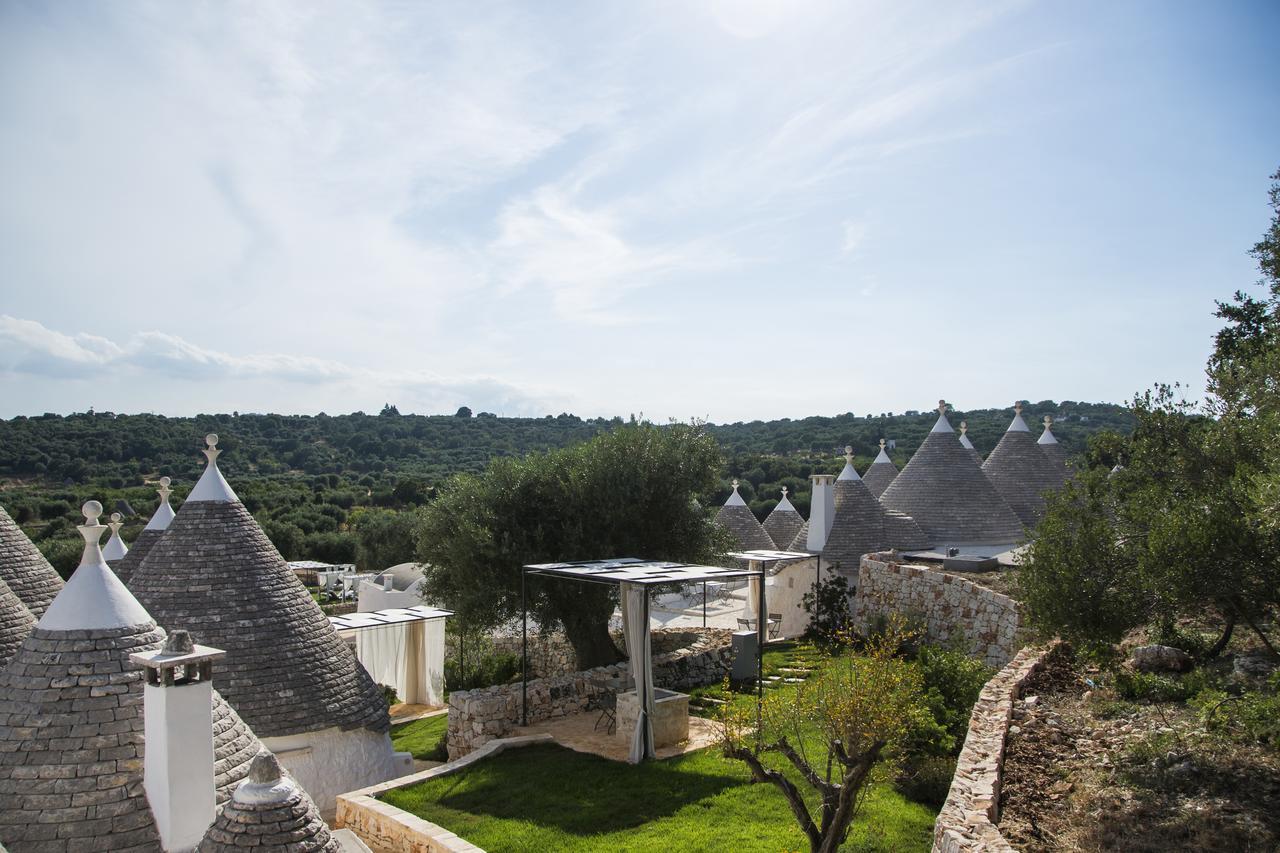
<box><xmin>381</xmin><ymin>641</ymin><xmax>938</xmax><ymax>852</ymax></box>
<box><xmin>391</xmin><ymin>714</ymin><xmax>449</xmax><ymax>762</ymax></box>
<box><xmin>381</xmin><ymin>743</ymin><xmax>934</xmax><ymax>852</ymax></box>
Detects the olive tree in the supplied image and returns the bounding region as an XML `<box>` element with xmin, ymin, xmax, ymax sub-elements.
<box><xmin>416</xmin><ymin>422</ymin><xmax>729</xmax><ymax>669</ymax></box>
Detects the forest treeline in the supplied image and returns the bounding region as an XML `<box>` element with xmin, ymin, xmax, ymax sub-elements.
<box><xmin>0</xmin><ymin>400</ymin><xmax>1132</xmax><ymax>575</ymax></box>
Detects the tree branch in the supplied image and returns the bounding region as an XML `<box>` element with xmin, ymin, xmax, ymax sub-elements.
<box><xmin>725</xmin><ymin>745</ymin><xmax>821</xmax><ymax>852</ymax></box>
<box><xmin>764</xmin><ymin>737</ymin><xmax>837</xmax><ymax>798</ymax></box>
<box><xmin>818</xmin><ymin>742</ymin><xmax>885</xmax><ymax>853</ymax></box>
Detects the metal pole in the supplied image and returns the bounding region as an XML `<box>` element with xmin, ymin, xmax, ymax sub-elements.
<box><xmin>642</xmin><ymin>588</ymin><xmax>652</xmax><ymax>762</ymax></box>
<box><xmin>702</xmin><ymin>581</ymin><xmax>707</xmax><ymax>628</ymax></box>
<box><xmin>521</xmin><ymin>569</ymin><xmax>528</xmax><ymax>726</ymax></box>
<box><xmin>459</xmin><ymin>620</ymin><xmax>465</xmax><ymax>688</ymax></box>
<box><xmin>756</xmin><ymin>563</ymin><xmax>765</xmax><ymax>708</ymax></box>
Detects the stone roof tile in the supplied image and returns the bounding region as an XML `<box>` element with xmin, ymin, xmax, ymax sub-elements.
<box><xmin>129</xmin><ymin>498</ymin><xmax>389</xmax><ymax>738</ymax></box>
<box><xmin>879</xmin><ymin>404</ymin><xmax>1024</xmax><ymax>544</ymax></box>
<box><xmin>0</xmin><ymin>505</ymin><xmax>64</xmax><ymax>617</ymax></box>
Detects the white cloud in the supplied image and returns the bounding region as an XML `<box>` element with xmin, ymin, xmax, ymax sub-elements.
<box><xmin>841</xmin><ymin>220</ymin><xmax>869</xmax><ymax>255</ymax></box>
<box><xmin>0</xmin><ymin>315</ymin><xmax>559</xmax><ymax>415</ymax></box>
<box><xmin>489</xmin><ymin>188</ymin><xmax>738</xmax><ymax>323</ymax></box>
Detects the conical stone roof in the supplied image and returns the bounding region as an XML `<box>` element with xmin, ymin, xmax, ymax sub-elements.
<box><xmin>1037</xmin><ymin>415</ymin><xmax>1072</xmax><ymax>486</ymax></box>
<box><xmin>199</xmin><ymin>752</ymin><xmax>339</xmax><ymax>853</ymax></box>
<box><xmin>113</xmin><ymin>477</ymin><xmax>176</xmax><ymax>585</ymax></box>
<box><xmin>862</xmin><ymin>439</ymin><xmax>898</xmax><ymax>499</ymax></box>
<box><xmin>982</xmin><ymin>405</ymin><xmax>1064</xmax><ymax>527</ymax></box>
<box><xmin>129</xmin><ymin>435</ymin><xmax>390</xmax><ymax>739</ymax></box>
<box><xmin>789</xmin><ymin>449</ymin><xmax>931</xmax><ymax>564</ymax></box>
<box><xmin>879</xmin><ymin>402</ymin><xmax>1024</xmax><ymax>544</ymax></box>
<box><xmin>0</xmin><ymin>505</ymin><xmax>64</xmax><ymax>617</ymax></box>
<box><xmin>0</xmin><ymin>502</ymin><xmax>263</xmax><ymax>853</ymax></box>
<box><xmin>959</xmin><ymin>421</ymin><xmax>983</xmax><ymax>463</ymax></box>
<box><xmin>0</xmin><ymin>575</ymin><xmax>35</xmax><ymax>671</ymax></box>
<box><xmin>762</xmin><ymin>487</ymin><xmax>804</xmax><ymax>554</ymax></box>
<box><xmin>715</xmin><ymin>480</ymin><xmax>776</xmax><ymax>551</ymax></box>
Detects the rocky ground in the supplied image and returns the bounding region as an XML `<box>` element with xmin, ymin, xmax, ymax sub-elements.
<box><xmin>998</xmin><ymin>644</ymin><xmax>1280</xmax><ymax>852</ymax></box>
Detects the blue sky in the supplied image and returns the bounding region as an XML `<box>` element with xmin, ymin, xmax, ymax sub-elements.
<box><xmin>1</xmin><ymin>0</ymin><xmax>1277</xmax><ymax>421</ymax></box>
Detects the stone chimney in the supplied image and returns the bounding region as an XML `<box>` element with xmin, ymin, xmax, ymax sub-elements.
<box><xmin>131</xmin><ymin>630</ymin><xmax>226</xmax><ymax>852</ymax></box>
<box><xmin>806</xmin><ymin>473</ymin><xmax>836</xmax><ymax>552</ymax></box>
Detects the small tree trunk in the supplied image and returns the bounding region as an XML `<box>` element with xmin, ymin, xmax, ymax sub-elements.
<box><xmin>1205</xmin><ymin>613</ymin><xmax>1236</xmax><ymax>659</ymax></box>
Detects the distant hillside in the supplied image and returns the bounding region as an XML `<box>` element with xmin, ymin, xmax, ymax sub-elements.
<box><xmin>0</xmin><ymin>401</ymin><xmax>1132</xmax><ymax>574</ymax></box>
<box><xmin>0</xmin><ymin>400</ymin><xmax>1130</xmax><ymax>488</ymax></box>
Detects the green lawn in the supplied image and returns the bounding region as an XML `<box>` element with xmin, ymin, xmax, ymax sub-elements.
<box><xmin>382</xmin><ymin>743</ymin><xmax>933</xmax><ymax>852</ymax></box>
<box><xmin>381</xmin><ymin>642</ymin><xmax>938</xmax><ymax>852</ymax></box>
<box><xmin>391</xmin><ymin>714</ymin><xmax>449</xmax><ymax>762</ymax></box>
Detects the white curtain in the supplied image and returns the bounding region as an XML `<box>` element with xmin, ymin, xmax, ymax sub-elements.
<box><xmin>422</xmin><ymin>618</ymin><xmax>446</xmax><ymax>707</ymax></box>
<box><xmin>357</xmin><ymin>624</ymin><xmax>405</xmax><ymax>700</ymax></box>
<box><xmin>355</xmin><ymin>618</ymin><xmax>447</xmax><ymax>707</ymax></box>
<box><xmin>622</xmin><ymin>583</ymin><xmax>654</xmax><ymax>763</ymax></box>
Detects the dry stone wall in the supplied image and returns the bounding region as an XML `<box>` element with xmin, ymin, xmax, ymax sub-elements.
<box><xmin>932</xmin><ymin>644</ymin><xmax>1053</xmax><ymax>853</ymax></box>
<box><xmin>854</xmin><ymin>554</ymin><xmax>1020</xmax><ymax>668</ymax></box>
<box><xmin>446</xmin><ymin>628</ymin><xmax>733</xmax><ymax>758</ymax></box>
<box><xmin>489</xmin><ymin>628</ymin><xmax>715</xmax><ymax>679</ymax></box>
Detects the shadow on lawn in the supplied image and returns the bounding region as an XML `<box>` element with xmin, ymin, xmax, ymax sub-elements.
<box><xmin>423</xmin><ymin>743</ymin><xmax>743</xmax><ymax>835</ymax></box>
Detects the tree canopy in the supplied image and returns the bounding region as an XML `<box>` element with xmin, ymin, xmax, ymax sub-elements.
<box><xmin>414</xmin><ymin>422</ymin><xmax>732</xmax><ymax>668</ymax></box>
<box><xmin>1018</xmin><ymin>169</ymin><xmax>1280</xmax><ymax>655</ymax></box>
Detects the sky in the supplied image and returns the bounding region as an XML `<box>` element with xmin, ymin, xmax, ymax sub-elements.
<box><xmin>1</xmin><ymin>0</ymin><xmax>1277</xmax><ymax>423</ymax></box>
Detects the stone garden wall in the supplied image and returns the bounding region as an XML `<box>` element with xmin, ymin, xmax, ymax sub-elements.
<box><xmin>489</xmin><ymin>628</ymin><xmax>715</xmax><ymax>679</ymax></box>
<box><xmin>853</xmin><ymin>554</ymin><xmax>1021</xmax><ymax>668</ymax></box>
<box><xmin>446</xmin><ymin>628</ymin><xmax>734</xmax><ymax>759</ymax></box>
<box><xmin>932</xmin><ymin>644</ymin><xmax>1053</xmax><ymax>853</ymax></box>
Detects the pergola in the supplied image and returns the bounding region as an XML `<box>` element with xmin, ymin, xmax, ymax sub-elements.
<box><xmin>520</xmin><ymin>558</ymin><xmax>766</xmax><ymax>762</ymax></box>
<box><xmin>726</xmin><ymin>549</ymin><xmax>819</xmax><ymax>640</ymax></box>
<box><xmin>329</xmin><ymin>605</ymin><xmax>453</xmax><ymax>707</ymax></box>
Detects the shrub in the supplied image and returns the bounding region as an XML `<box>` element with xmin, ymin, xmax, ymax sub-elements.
<box><xmin>801</xmin><ymin>574</ymin><xmax>854</xmax><ymax>649</ymax></box>
<box><xmin>913</xmin><ymin>645</ymin><xmax>993</xmax><ymax>755</ymax></box>
<box><xmin>1150</xmin><ymin>620</ymin><xmax>1211</xmax><ymax>659</ymax></box>
<box><xmin>445</xmin><ymin>648</ymin><xmax>521</xmax><ymax>691</ymax></box>
<box><xmin>1192</xmin><ymin>674</ymin><xmax>1280</xmax><ymax>749</ymax></box>
<box><xmin>380</xmin><ymin>683</ymin><xmax>400</xmax><ymax>708</ymax></box>
<box><xmin>894</xmin><ymin>755</ymin><xmax>957</xmax><ymax>809</ymax></box>
<box><xmin>1114</xmin><ymin>667</ymin><xmax>1213</xmax><ymax>703</ymax></box>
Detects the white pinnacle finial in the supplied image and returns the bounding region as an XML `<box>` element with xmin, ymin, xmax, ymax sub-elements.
<box><xmin>938</xmin><ymin>400</ymin><xmax>947</xmax><ymax>415</ymax></box>
<box><xmin>725</xmin><ymin>479</ymin><xmax>747</xmax><ymax>507</ymax></box>
<box><xmin>781</xmin><ymin>486</ymin><xmax>788</xmax><ymax>498</ymax></box>
<box><xmin>103</xmin><ymin>511</ymin><xmax>129</xmax><ymax>560</ymax></box>
<box><xmin>844</xmin><ymin>445</ymin><xmax>854</xmax><ymax>464</ymax></box>
<box><xmin>879</xmin><ymin>438</ymin><xmax>886</xmax><ymax>449</ymax></box>
<box><xmin>39</xmin><ymin>498</ymin><xmax>151</xmax><ymax>631</ymax></box>
<box><xmin>1014</xmin><ymin>402</ymin><xmax>1022</xmax><ymax>415</ymax></box>
<box><xmin>960</xmin><ymin>421</ymin><xmax>968</xmax><ymax>435</ymax></box>
<box><xmin>1044</xmin><ymin>415</ymin><xmax>1052</xmax><ymax>428</ymax></box>
<box><xmin>145</xmin><ymin>474</ymin><xmax>177</xmax><ymax>532</ymax></box>
<box><xmin>76</xmin><ymin>501</ymin><xmax>107</xmax><ymax>564</ymax></box>
<box><xmin>203</xmin><ymin>433</ymin><xmax>221</xmax><ymax>466</ymax></box>
<box><xmin>187</xmin><ymin>432</ymin><xmax>239</xmax><ymax>502</ymax></box>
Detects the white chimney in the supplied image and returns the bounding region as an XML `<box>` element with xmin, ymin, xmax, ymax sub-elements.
<box><xmin>807</xmin><ymin>474</ymin><xmax>836</xmax><ymax>552</ymax></box>
<box><xmin>131</xmin><ymin>630</ymin><xmax>225</xmax><ymax>852</ymax></box>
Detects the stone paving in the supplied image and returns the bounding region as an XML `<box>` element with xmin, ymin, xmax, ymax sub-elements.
<box><xmin>511</xmin><ymin>707</ymin><xmax>720</xmax><ymax>763</ymax></box>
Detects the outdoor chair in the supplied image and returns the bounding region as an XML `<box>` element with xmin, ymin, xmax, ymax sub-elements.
<box><xmin>736</xmin><ymin>618</ymin><xmax>752</xmax><ymax>632</ymax></box>
<box><xmin>588</xmin><ymin>678</ymin><xmax>616</xmax><ymax>735</ymax></box>
<box><xmin>767</xmin><ymin>613</ymin><xmax>782</xmax><ymax>640</ymax></box>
